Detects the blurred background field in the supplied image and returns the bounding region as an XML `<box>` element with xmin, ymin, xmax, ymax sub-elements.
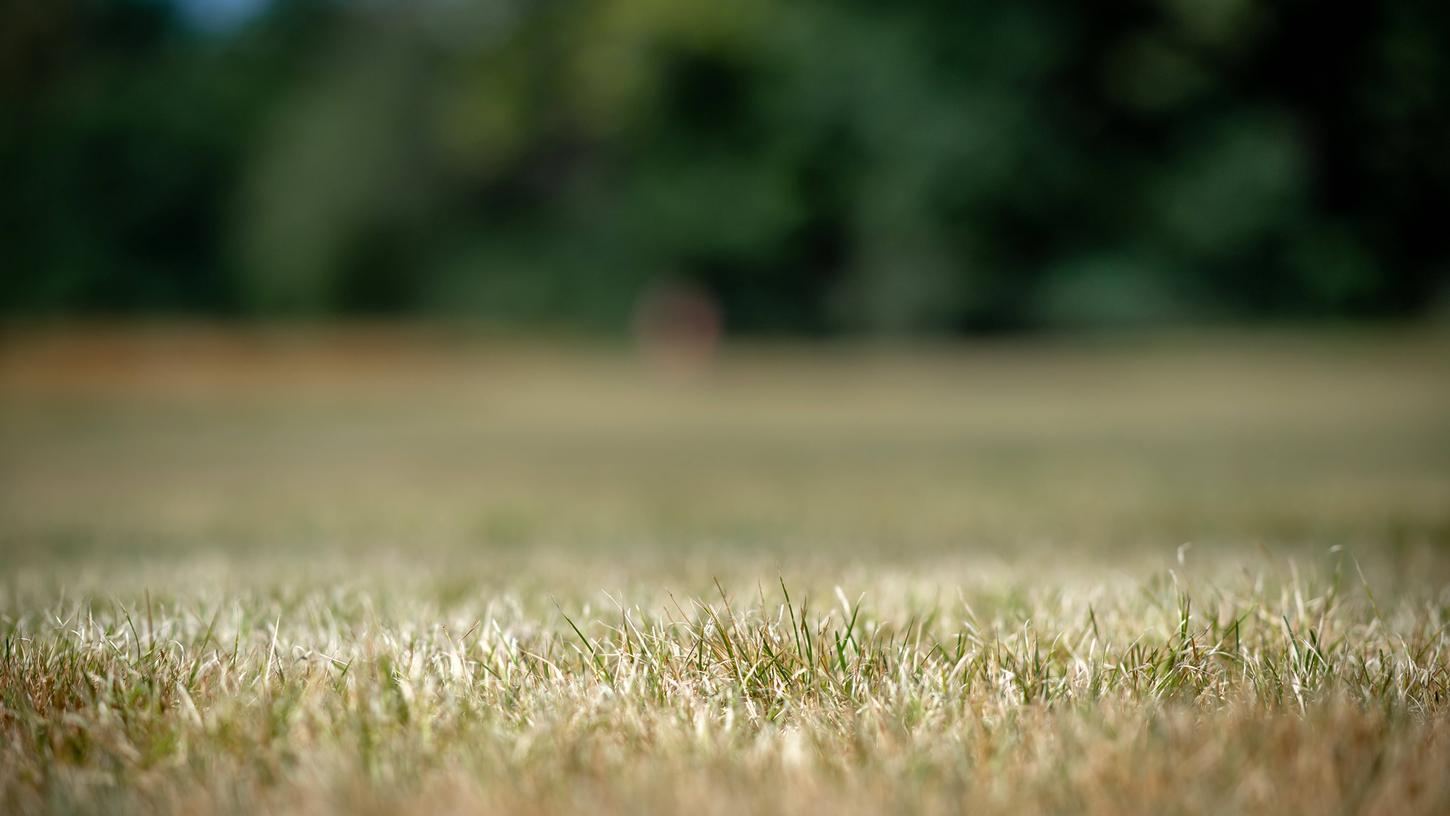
<box><xmin>3</xmin><ymin>326</ymin><xmax>1447</xmax><ymax>596</ymax></box>
<box><xmin>3</xmin><ymin>0</ymin><xmax>1450</xmax><ymax>625</ymax></box>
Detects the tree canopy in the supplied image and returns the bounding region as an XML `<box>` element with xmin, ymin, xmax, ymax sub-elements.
<box><xmin>4</xmin><ymin>0</ymin><xmax>1448</xmax><ymax>333</ymax></box>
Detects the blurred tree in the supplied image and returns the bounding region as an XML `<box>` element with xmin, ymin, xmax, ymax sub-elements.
<box><xmin>2</xmin><ymin>0</ymin><xmax>1447</xmax><ymax>332</ymax></box>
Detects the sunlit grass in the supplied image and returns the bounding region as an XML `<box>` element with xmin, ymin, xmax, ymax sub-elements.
<box><xmin>2</xmin><ymin>327</ymin><xmax>1449</xmax><ymax>813</ymax></box>
<box><xmin>4</xmin><ymin>562</ymin><xmax>1449</xmax><ymax>814</ymax></box>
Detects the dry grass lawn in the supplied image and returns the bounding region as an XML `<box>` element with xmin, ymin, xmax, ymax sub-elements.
<box><xmin>3</xmin><ymin>326</ymin><xmax>1449</xmax><ymax>814</ymax></box>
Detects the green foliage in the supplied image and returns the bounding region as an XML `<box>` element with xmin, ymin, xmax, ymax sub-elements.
<box><xmin>3</xmin><ymin>0</ymin><xmax>1449</xmax><ymax>331</ymax></box>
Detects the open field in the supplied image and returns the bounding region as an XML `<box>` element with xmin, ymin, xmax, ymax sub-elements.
<box><xmin>3</xmin><ymin>326</ymin><xmax>1450</xmax><ymax>814</ymax></box>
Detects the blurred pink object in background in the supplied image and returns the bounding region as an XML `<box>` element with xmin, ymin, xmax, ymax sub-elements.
<box><xmin>633</xmin><ymin>281</ymin><xmax>723</xmax><ymax>377</ymax></box>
